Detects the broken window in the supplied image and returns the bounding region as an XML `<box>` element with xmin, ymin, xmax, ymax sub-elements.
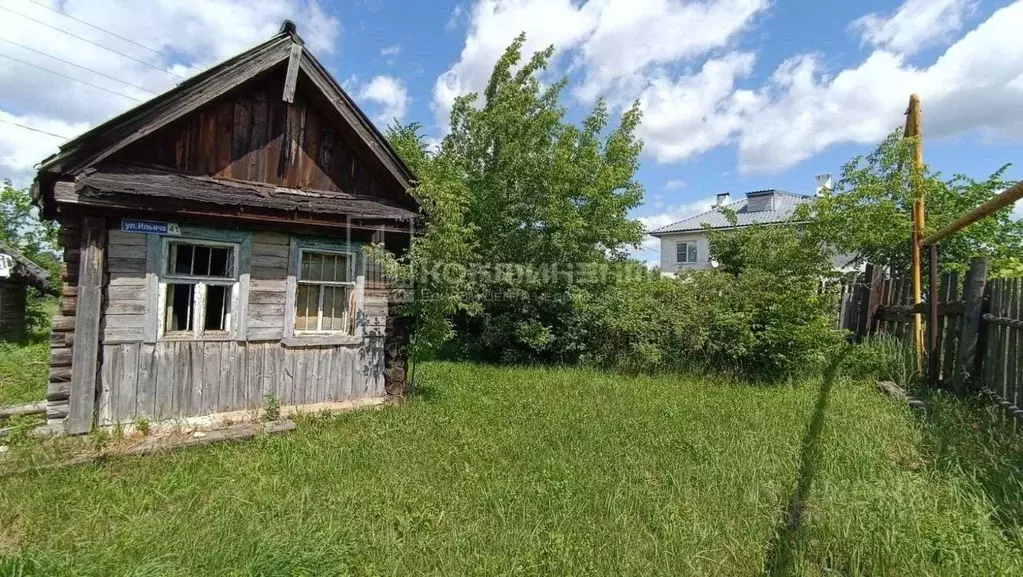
<box><xmin>162</xmin><ymin>240</ymin><xmax>238</xmax><ymax>338</ymax></box>
<box><xmin>294</xmin><ymin>250</ymin><xmax>356</xmax><ymax>334</ymax></box>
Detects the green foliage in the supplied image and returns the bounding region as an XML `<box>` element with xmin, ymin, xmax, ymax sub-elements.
<box><xmin>263</xmin><ymin>393</ymin><xmax>281</xmax><ymax>422</ymax></box>
<box><xmin>801</xmin><ymin>131</ymin><xmax>1023</xmax><ymax>276</ymax></box>
<box><xmin>844</xmin><ymin>334</ymin><xmax>919</xmax><ymax>389</ymax></box>
<box><xmin>0</xmin><ymin>340</ymin><xmax>49</xmax><ymax>405</ymax></box>
<box><xmin>705</xmin><ymin>217</ymin><xmax>844</xmax><ymax>381</ymax></box>
<box><xmin>0</xmin><ymin>181</ymin><xmax>59</xmax><ymax>288</ymax></box>
<box><xmin>440</xmin><ymin>34</ymin><xmax>646</xmax><ymax>361</ymax></box>
<box><xmin>371</xmin><ymin>121</ymin><xmax>477</xmax><ymax>372</ymax></box>
<box><xmin>3</xmin><ymin>362</ymin><xmax>1023</xmax><ymax>575</ymax></box>
<box><xmin>134</xmin><ymin>417</ymin><xmax>151</xmax><ymax>436</ymax></box>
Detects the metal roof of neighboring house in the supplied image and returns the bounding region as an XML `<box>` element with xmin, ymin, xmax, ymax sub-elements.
<box><xmin>648</xmin><ymin>190</ymin><xmax>814</xmax><ymax>235</ymax></box>
<box><xmin>0</xmin><ymin>242</ymin><xmax>49</xmax><ymax>288</ymax></box>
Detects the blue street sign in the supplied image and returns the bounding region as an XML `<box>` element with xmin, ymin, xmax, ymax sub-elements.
<box><xmin>121</xmin><ymin>219</ymin><xmax>181</xmax><ymax>235</ymax></box>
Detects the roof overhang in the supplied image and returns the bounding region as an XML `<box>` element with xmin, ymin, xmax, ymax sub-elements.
<box><xmin>53</xmin><ymin>165</ymin><xmax>420</xmax><ymax>233</ymax></box>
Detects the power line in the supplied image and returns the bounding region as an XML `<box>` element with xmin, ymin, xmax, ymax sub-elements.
<box><xmin>0</xmin><ymin>52</ymin><xmax>143</xmax><ymax>102</ymax></box>
<box><xmin>25</xmin><ymin>0</ymin><xmax>170</xmax><ymax>60</ymax></box>
<box><xmin>0</xmin><ymin>37</ymin><xmax>158</xmax><ymax>94</ymax></box>
<box><xmin>0</xmin><ymin>5</ymin><xmax>183</xmax><ymax>80</ymax></box>
<box><xmin>0</xmin><ymin>118</ymin><xmax>69</xmax><ymax>140</ymax></box>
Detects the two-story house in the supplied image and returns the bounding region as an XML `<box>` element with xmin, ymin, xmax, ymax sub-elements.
<box><xmin>650</xmin><ymin>189</ymin><xmax>813</xmax><ymax>274</ymax></box>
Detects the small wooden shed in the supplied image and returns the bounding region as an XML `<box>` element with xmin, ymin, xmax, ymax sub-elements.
<box><xmin>32</xmin><ymin>22</ymin><xmax>416</xmax><ymax>434</ymax></box>
<box><xmin>0</xmin><ymin>242</ymin><xmax>50</xmax><ymax>340</ymax></box>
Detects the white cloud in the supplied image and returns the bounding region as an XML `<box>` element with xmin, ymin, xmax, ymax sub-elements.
<box><xmin>380</xmin><ymin>44</ymin><xmax>401</xmax><ymax>56</ymax></box>
<box><xmin>0</xmin><ymin>0</ymin><xmax>340</xmax><ymax>185</ymax></box>
<box><xmin>737</xmin><ymin>1</ymin><xmax>1023</xmax><ymax>173</ymax></box>
<box><xmin>637</xmin><ymin>52</ymin><xmax>758</xmax><ymax>163</ymax></box>
<box><xmin>664</xmin><ymin>179</ymin><xmax>686</xmax><ymax>190</ymax></box>
<box><xmin>433</xmin><ymin>0</ymin><xmax>766</xmax><ymax>145</ymax></box>
<box><xmin>432</xmin><ymin>0</ymin><xmax>601</xmax><ymax>128</ymax></box>
<box><xmin>851</xmin><ymin>0</ymin><xmax>975</xmax><ymax>55</ymax></box>
<box><xmin>571</xmin><ymin>0</ymin><xmax>768</xmax><ymax>103</ymax></box>
<box><xmin>358</xmin><ymin>75</ymin><xmax>410</xmax><ymax>125</ymax></box>
<box><xmin>0</xmin><ymin>112</ymin><xmax>90</xmax><ymax>179</ymax></box>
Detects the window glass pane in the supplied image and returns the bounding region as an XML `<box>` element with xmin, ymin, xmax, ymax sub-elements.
<box><xmin>688</xmin><ymin>243</ymin><xmax>698</xmax><ymax>263</ymax></box>
<box><xmin>302</xmin><ymin>252</ymin><xmax>325</xmax><ymax>282</ymax></box>
<box><xmin>325</xmin><ymin>286</ymin><xmax>351</xmax><ymax>332</ymax></box>
<box><xmin>335</xmin><ymin>254</ymin><xmax>351</xmax><ymax>282</ymax></box>
<box><xmin>166</xmin><ymin>283</ymin><xmax>195</xmax><ymax>332</ymax></box>
<box><xmin>295</xmin><ymin>284</ymin><xmax>320</xmax><ymax>331</ymax></box>
<box><xmin>209</xmin><ymin>247</ymin><xmax>232</xmax><ymax>277</ymax></box>
<box><xmin>321</xmin><ymin>254</ymin><xmax>337</xmax><ymax>284</ymax></box>
<box><xmin>676</xmin><ymin>243</ymin><xmax>687</xmax><ymax>263</ymax></box>
<box><xmin>172</xmin><ymin>244</ymin><xmax>193</xmax><ymax>275</ymax></box>
<box><xmin>205</xmin><ymin>285</ymin><xmax>231</xmax><ymax>331</ymax></box>
<box><xmin>168</xmin><ymin>243</ymin><xmax>234</xmax><ymax>278</ymax></box>
<box><xmin>192</xmin><ymin>245</ymin><xmax>211</xmax><ymax>276</ymax></box>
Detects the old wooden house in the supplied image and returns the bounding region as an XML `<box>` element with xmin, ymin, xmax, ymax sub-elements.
<box><xmin>32</xmin><ymin>22</ymin><xmax>416</xmax><ymax>434</ymax></box>
<box><xmin>0</xmin><ymin>242</ymin><xmax>50</xmax><ymax>340</ymax></box>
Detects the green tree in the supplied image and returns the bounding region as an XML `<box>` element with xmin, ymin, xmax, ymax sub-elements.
<box><xmin>368</xmin><ymin>122</ymin><xmax>477</xmax><ymax>381</ymax></box>
<box><xmin>1</xmin><ymin>180</ymin><xmax>60</xmax><ymax>336</ymax></box>
<box><xmin>706</xmin><ymin>216</ymin><xmax>843</xmax><ymax>380</ymax></box>
<box><xmin>0</xmin><ymin>180</ymin><xmax>59</xmax><ymax>276</ymax></box>
<box><xmin>800</xmin><ymin>131</ymin><xmax>1023</xmax><ymax>276</ymax></box>
<box><xmin>441</xmin><ymin>33</ymin><xmax>646</xmax><ymax>362</ymax></box>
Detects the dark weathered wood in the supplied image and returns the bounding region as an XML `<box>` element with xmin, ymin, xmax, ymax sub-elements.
<box><xmin>1004</xmin><ymin>279</ymin><xmax>1019</xmax><ymax>408</ymax></box>
<box><xmin>941</xmin><ymin>271</ymin><xmax>961</xmax><ymax>380</ymax></box>
<box><xmin>67</xmin><ymin>217</ymin><xmax>106</xmax><ymax>434</ymax></box>
<box><xmin>282</xmin><ymin>43</ymin><xmax>302</xmax><ymax>104</ymax></box>
<box><xmin>0</xmin><ymin>402</ymin><xmax>47</xmax><ymax>418</ymax></box>
<box><xmin>855</xmin><ymin>265</ymin><xmax>883</xmax><ymax>341</ymax></box>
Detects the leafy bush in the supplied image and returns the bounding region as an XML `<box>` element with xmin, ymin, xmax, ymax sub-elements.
<box><xmin>703</xmin><ymin>215</ymin><xmax>845</xmax><ymax>381</ymax></box>
<box><xmin>844</xmin><ymin>334</ymin><xmax>918</xmax><ymax>389</ymax></box>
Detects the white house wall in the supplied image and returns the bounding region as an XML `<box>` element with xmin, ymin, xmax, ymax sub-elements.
<box><xmin>658</xmin><ymin>232</ymin><xmax>713</xmax><ymax>274</ymax></box>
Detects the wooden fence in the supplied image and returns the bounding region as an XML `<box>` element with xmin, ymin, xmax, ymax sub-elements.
<box><xmin>840</xmin><ymin>258</ymin><xmax>1023</xmax><ymax>420</ymax></box>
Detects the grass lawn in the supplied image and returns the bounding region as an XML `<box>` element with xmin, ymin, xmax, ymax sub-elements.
<box><xmin>3</xmin><ymin>358</ymin><xmax>1023</xmax><ymax>575</ymax></box>
<box><xmin>0</xmin><ymin>339</ymin><xmax>50</xmax><ymax>406</ymax></box>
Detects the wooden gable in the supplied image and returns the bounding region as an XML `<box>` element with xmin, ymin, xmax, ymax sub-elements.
<box><xmin>35</xmin><ymin>23</ymin><xmax>417</xmax><ymax>217</ymax></box>
<box><xmin>109</xmin><ymin>70</ymin><xmax>409</xmax><ymax>207</ymax></box>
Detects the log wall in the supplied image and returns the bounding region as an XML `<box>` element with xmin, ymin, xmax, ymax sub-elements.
<box><xmin>0</xmin><ymin>280</ymin><xmax>27</xmax><ymax>339</ymax></box>
<box><xmin>47</xmin><ymin>220</ymin><xmax>80</xmax><ymax>425</ymax></box>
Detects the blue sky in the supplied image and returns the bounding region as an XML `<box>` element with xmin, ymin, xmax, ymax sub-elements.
<box><xmin>1</xmin><ymin>0</ymin><xmax>1022</xmax><ymax>265</ymax></box>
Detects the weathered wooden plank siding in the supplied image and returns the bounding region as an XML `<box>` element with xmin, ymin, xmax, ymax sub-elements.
<box><xmin>103</xmin><ymin>229</ymin><xmax>148</xmax><ymax>343</ymax></box>
<box><xmin>247</xmin><ymin>231</ymin><xmax>290</xmax><ymax>341</ymax></box>
<box><xmin>111</xmin><ymin>77</ymin><xmax>408</xmax><ymax>207</ymax></box>
<box><xmin>100</xmin><ymin>340</ymin><xmax>383</xmax><ymax>424</ymax></box>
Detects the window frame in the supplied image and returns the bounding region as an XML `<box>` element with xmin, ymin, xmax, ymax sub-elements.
<box><xmin>293</xmin><ymin>248</ymin><xmax>358</xmax><ymax>335</ymax></box>
<box><xmin>283</xmin><ymin>238</ymin><xmax>366</xmax><ymax>347</ymax></box>
<box><xmin>676</xmin><ymin>241</ymin><xmax>699</xmax><ymax>265</ymax></box>
<box><xmin>156</xmin><ymin>237</ymin><xmax>242</xmax><ymax>341</ymax></box>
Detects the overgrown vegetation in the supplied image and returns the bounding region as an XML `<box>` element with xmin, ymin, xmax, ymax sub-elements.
<box><xmin>0</xmin><ymin>339</ymin><xmax>49</xmax><ymax>405</ymax></box>
<box><xmin>800</xmin><ymin>131</ymin><xmax>1023</xmax><ymax>277</ymax></box>
<box><xmin>3</xmin><ymin>362</ymin><xmax>1023</xmax><ymax>575</ymax></box>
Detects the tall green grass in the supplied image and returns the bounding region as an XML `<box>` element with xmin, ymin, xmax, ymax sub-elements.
<box><xmin>1</xmin><ymin>362</ymin><xmax>1022</xmax><ymax>575</ymax></box>
<box><xmin>0</xmin><ymin>339</ymin><xmax>49</xmax><ymax>406</ymax></box>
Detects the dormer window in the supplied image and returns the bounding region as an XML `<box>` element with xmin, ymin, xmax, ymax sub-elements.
<box><xmin>746</xmin><ymin>190</ymin><xmax>775</xmax><ymax>212</ymax></box>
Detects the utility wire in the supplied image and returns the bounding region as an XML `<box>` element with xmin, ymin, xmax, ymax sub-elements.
<box><xmin>0</xmin><ymin>118</ymin><xmax>69</xmax><ymax>140</ymax></box>
<box><xmin>25</xmin><ymin>0</ymin><xmax>170</xmax><ymax>60</ymax></box>
<box><xmin>0</xmin><ymin>37</ymin><xmax>158</xmax><ymax>94</ymax></box>
<box><xmin>0</xmin><ymin>52</ymin><xmax>143</xmax><ymax>102</ymax></box>
<box><xmin>0</xmin><ymin>4</ymin><xmax>184</xmax><ymax>79</ymax></box>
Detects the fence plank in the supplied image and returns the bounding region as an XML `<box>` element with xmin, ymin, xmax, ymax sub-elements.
<box><xmin>1007</xmin><ymin>279</ymin><xmax>1019</xmax><ymax>411</ymax></box>
<box><xmin>957</xmin><ymin>258</ymin><xmax>988</xmax><ymax>390</ymax></box>
<box><xmin>941</xmin><ymin>272</ymin><xmax>960</xmax><ymax>380</ymax></box>
<box><xmin>856</xmin><ymin>265</ymin><xmax>883</xmax><ymax>341</ymax></box>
